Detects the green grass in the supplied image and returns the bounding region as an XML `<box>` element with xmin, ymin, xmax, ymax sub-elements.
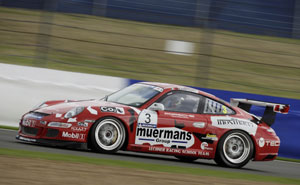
<box><xmin>277</xmin><ymin>157</ymin><xmax>300</xmax><ymax>163</ymax></box>
<box><xmin>0</xmin><ymin>125</ymin><xmax>18</xmax><ymax>131</ymax></box>
<box><xmin>0</xmin><ymin>148</ymin><xmax>299</xmax><ymax>184</ymax></box>
<box><xmin>0</xmin><ymin>6</ymin><xmax>299</xmax><ymax>99</ymax></box>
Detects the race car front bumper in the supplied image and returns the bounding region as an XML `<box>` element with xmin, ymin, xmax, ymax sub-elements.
<box><xmin>16</xmin><ymin>134</ymin><xmax>88</xmax><ymax>149</ymax></box>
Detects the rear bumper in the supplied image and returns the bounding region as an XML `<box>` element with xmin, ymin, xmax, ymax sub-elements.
<box><xmin>254</xmin><ymin>153</ymin><xmax>278</xmax><ymax>161</ymax></box>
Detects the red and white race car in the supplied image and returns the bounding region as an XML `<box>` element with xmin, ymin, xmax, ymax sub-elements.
<box><xmin>16</xmin><ymin>82</ymin><xmax>289</xmax><ymax>168</ymax></box>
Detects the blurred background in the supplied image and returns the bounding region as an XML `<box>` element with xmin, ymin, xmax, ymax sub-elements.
<box><xmin>0</xmin><ymin>0</ymin><xmax>300</xmax><ymax>159</ymax></box>
<box><xmin>0</xmin><ymin>0</ymin><xmax>300</xmax><ymax>99</ymax></box>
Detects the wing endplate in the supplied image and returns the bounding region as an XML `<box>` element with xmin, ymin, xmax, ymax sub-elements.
<box><xmin>230</xmin><ymin>98</ymin><xmax>290</xmax><ymax>126</ymax></box>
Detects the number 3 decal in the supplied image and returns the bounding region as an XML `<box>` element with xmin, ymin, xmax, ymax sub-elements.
<box><xmin>222</xmin><ymin>105</ymin><xmax>227</xmax><ymax>114</ymax></box>
<box><xmin>145</xmin><ymin>113</ymin><xmax>151</xmax><ymax>123</ymax></box>
<box><xmin>137</xmin><ymin>110</ymin><xmax>158</xmax><ymax>127</ymax></box>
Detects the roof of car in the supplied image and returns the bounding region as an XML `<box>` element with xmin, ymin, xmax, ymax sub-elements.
<box><xmin>140</xmin><ymin>81</ymin><xmax>217</xmax><ymax>99</ymax></box>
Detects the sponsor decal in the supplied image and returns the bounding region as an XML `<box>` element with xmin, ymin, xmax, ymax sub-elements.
<box><xmin>56</xmin><ymin>113</ymin><xmax>62</xmax><ymax>118</ymax></box>
<box><xmin>211</xmin><ymin>116</ymin><xmax>258</xmax><ymax>135</ymax></box>
<box><xmin>22</xmin><ymin>119</ymin><xmax>36</xmax><ymax>127</ymax></box>
<box><xmin>18</xmin><ymin>136</ymin><xmax>36</xmax><ymax>142</ymax></box>
<box><xmin>164</xmin><ymin>112</ymin><xmax>194</xmax><ymax>119</ymax></box>
<box><xmin>135</xmin><ymin>127</ymin><xmax>194</xmax><ymax>148</ymax></box>
<box><xmin>193</xmin><ymin>122</ymin><xmax>206</xmax><ymax>128</ymax></box>
<box><xmin>200</xmin><ymin>142</ymin><xmax>213</xmax><ymax>150</ymax></box>
<box><xmin>87</xmin><ymin>106</ymin><xmax>98</xmax><ymax>115</ymax></box>
<box><xmin>78</xmin><ymin>122</ymin><xmax>89</xmax><ymax>127</ymax></box>
<box><xmin>71</xmin><ymin>127</ymin><xmax>87</xmax><ymax>132</ymax></box>
<box><xmin>154</xmin><ymin>87</ymin><xmax>163</xmax><ymax>92</ymax></box>
<box><xmin>201</xmin><ymin>133</ymin><xmax>218</xmax><ymax>141</ymax></box>
<box><xmin>198</xmin><ymin>151</ymin><xmax>210</xmax><ymax>156</ymax></box>
<box><xmin>84</xmin><ymin>120</ymin><xmax>95</xmax><ymax>123</ymax></box>
<box><xmin>100</xmin><ymin>107</ymin><xmax>125</xmax><ymax>114</ymax></box>
<box><xmin>62</xmin><ymin>132</ymin><xmax>85</xmax><ymax>139</ymax></box>
<box><xmin>266</xmin><ymin>140</ymin><xmax>280</xmax><ymax>147</ymax></box>
<box><xmin>136</xmin><ymin>112</ymin><xmax>194</xmax><ymax>148</ymax></box>
<box><xmin>138</xmin><ymin>110</ymin><xmax>158</xmax><ymax>128</ymax></box>
<box><xmin>259</xmin><ymin>137</ymin><xmax>265</xmax><ymax>147</ymax></box>
<box><xmin>67</xmin><ymin>118</ymin><xmax>77</xmax><ymax>122</ymax></box>
<box><xmin>258</xmin><ymin>138</ymin><xmax>280</xmax><ymax>147</ymax></box>
<box><xmin>148</xmin><ymin>146</ymin><xmax>209</xmax><ymax>156</ymax></box>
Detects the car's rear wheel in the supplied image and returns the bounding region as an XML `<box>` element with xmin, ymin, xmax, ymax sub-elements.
<box><xmin>214</xmin><ymin>130</ymin><xmax>253</xmax><ymax>168</ymax></box>
<box><xmin>175</xmin><ymin>156</ymin><xmax>198</xmax><ymax>162</ymax></box>
<box><xmin>91</xmin><ymin>117</ymin><xmax>126</xmax><ymax>153</ymax></box>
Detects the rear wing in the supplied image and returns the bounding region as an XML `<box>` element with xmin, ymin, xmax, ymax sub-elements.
<box><xmin>230</xmin><ymin>98</ymin><xmax>290</xmax><ymax>126</ymax></box>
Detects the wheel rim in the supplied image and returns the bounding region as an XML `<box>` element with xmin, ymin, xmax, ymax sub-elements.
<box><xmin>94</xmin><ymin>119</ymin><xmax>124</xmax><ymax>151</ymax></box>
<box><xmin>223</xmin><ymin>133</ymin><xmax>250</xmax><ymax>164</ymax></box>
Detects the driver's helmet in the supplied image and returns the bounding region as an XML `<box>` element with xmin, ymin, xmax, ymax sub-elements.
<box><xmin>165</xmin><ymin>95</ymin><xmax>184</xmax><ymax>109</ymax></box>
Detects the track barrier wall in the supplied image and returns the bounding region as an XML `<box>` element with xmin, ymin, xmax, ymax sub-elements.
<box><xmin>0</xmin><ymin>63</ymin><xmax>127</xmax><ymax>126</ymax></box>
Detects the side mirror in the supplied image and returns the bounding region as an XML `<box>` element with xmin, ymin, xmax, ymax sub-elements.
<box><xmin>148</xmin><ymin>103</ymin><xmax>165</xmax><ymax>111</ymax></box>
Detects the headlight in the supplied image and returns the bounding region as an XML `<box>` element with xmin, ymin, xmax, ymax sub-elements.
<box><xmin>48</xmin><ymin>122</ymin><xmax>72</xmax><ymax>128</ymax></box>
<box><xmin>64</xmin><ymin>107</ymin><xmax>84</xmax><ymax>118</ymax></box>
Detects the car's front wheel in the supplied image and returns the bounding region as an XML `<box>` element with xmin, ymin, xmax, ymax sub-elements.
<box><xmin>214</xmin><ymin>130</ymin><xmax>254</xmax><ymax>168</ymax></box>
<box><xmin>90</xmin><ymin>117</ymin><xmax>126</xmax><ymax>153</ymax></box>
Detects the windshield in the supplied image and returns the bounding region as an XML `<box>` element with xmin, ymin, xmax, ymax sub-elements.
<box><xmin>106</xmin><ymin>83</ymin><xmax>163</xmax><ymax>107</ymax></box>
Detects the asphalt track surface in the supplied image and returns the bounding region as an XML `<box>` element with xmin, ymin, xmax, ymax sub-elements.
<box><xmin>1</xmin><ymin>129</ymin><xmax>299</xmax><ymax>179</ymax></box>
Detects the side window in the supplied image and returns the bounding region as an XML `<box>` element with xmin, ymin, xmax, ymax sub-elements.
<box><xmin>203</xmin><ymin>98</ymin><xmax>234</xmax><ymax>114</ymax></box>
<box><xmin>159</xmin><ymin>92</ymin><xmax>200</xmax><ymax>113</ymax></box>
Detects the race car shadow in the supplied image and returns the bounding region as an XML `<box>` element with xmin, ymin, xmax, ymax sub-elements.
<box><xmin>14</xmin><ymin>140</ymin><xmax>266</xmax><ymax>173</ymax></box>
<box><xmin>113</xmin><ymin>151</ymin><xmax>267</xmax><ymax>173</ymax></box>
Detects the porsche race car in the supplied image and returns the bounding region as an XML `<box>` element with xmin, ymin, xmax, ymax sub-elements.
<box><xmin>16</xmin><ymin>82</ymin><xmax>290</xmax><ymax>168</ymax></box>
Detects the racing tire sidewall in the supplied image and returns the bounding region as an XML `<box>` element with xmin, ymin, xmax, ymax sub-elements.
<box><xmin>216</xmin><ymin>130</ymin><xmax>254</xmax><ymax>168</ymax></box>
<box><xmin>90</xmin><ymin>117</ymin><xmax>126</xmax><ymax>154</ymax></box>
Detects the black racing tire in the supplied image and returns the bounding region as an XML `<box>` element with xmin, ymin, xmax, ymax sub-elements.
<box><xmin>90</xmin><ymin>117</ymin><xmax>126</xmax><ymax>154</ymax></box>
<box><xmin>214</xmin><ymin>130</ymin><xmax>254</xmax><ymax>168</ymax></box>
<box><xmin>175</xmin><ymin>156</ymin><xmax>199</xmax><ymax>162</ymax></box>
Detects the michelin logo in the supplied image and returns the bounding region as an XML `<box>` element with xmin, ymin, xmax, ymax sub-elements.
<box><xmin>211</xmin><ymin>116</ymin><xmax>258</xmax><ymax>136</ymax></box>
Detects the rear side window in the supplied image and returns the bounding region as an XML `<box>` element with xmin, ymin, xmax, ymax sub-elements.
<box><xmin>203</xmin><ymin>98</ymin><xmax>234</xmax><ymax>114</ymax></box>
